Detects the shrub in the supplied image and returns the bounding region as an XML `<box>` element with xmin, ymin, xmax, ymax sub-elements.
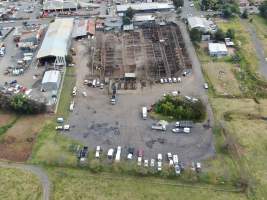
<box><xmin>154</xmin><ymin>95</ymin><xmax>206</xmax><ymax>122</ymax></box>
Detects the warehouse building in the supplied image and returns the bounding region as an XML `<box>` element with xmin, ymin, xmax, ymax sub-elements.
<box><xmin>37</xmin><ymin>18</ymin><xmax>74</xmax><ymax>66</ymax></box>
<box><xmin>187</xmin><ymin>17</ymin><xmax>217</xmax><ymax>33</ymax></box>
<box><xmin>116</xmin><ymin>3</ymin><xmax>174</xmax><ymax>15</ymax></box>
<box><xmin>43</xmin><ymin>0</ymin><xmax>78</xmax><ymax>12</ymax></box>
<box><xmin>41</xmin><ymin>70</ymin><xmax>61</xmax><ymax>91</ymax></box>
<box><xmin>208</xmin><ymin>43</ymin><xmax>228</xmax><ymax>57</ymax></box>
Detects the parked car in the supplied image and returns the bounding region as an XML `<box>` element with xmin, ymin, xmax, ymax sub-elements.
<box><xmin>172</xmin><ymin>128</ymin><xmax>181</xmax><ymax>133</ymax></box>
<box><xmin>107</xmin><ymin>148</ymin><xmax>114</xmax><ymax>159</ymax></box>
<box><xmin>167</xmin><ymin>152</ymin><xmax>172</xmax><ymax>161</ymax></box>
<box><xmin>204</xmin><ymin>83</ymin><xmax>208</xmax><ymax>89</ymax></box>
<box><xmin>115</xmin><ymin>146</ymin><xmax>122</xmax><ymax>162</ymax></box>
<box><xmin>173</xmin><ymin>154</ymin><xmax>178</xmax><ymax>165</ymax></box>
<box><xmin>151</xmin><ymin>124</ymin><xmax>166</xmax><ymax>131</ymax></box>
<box><xmin>160</xmin><ymin>78</ymin><xmax>164</xmax><ymax>84</ymax></box>
<box><xmin>57</xmin><ymin>117</ymin><xmax>64</xmax><ymax>123</ymax></box>
<box><xmin>55</xmin><ymin>125</ymin><xmax>63</xmax><ymax>130</ymax></box>
<box><xmin>150</xmin><ymin>159</ymin><xmax>155</xmax><ymax>167</ymax></box>
<box><xmin>64</xmin><ymin>124</ymin><xmax>70</xmax><ymax>131</ymax></box>
<box><xmin>169</xmin><ymin>159</ymin><xmax>174</xmax><ymax>166</ymax></box>
<box><xmin>183</xmin><ymin>127</ymin><xmax>191</xmax><ymax>133</ymax></box>
<box><xmin>142</xmin><ymin>106</ymin><xmax>147</xmax><ymax>120</ymax></box>
<box><xmin>144</xmin><ymin>159</ymin><xmax>149</xmax><ymax>167</ymax></box>
<box><xmin>196</xmin><ymin>162</ymin><xmax>201</xmax><ymax>172</ymax></box>
<box><xmin>173</xmin><ymin>77</ymin><xmax>177</xmax><ymax>83</ymax></box>
<box><xmin>137</xmin><ymin>156</ymin><xmax>142</xmax><ymax>166</ymax></box>
<box><xmin>177</xmin><ymin>77</ymin><xmax>181</xmax><ymax>83</ymax></box>
<box><xmin>137</xmin><ymin>149</ymin><xmax>144</xmax><ymax>157</ymax></box>
<box><xmin>100</xmin><ymin>83</ymin><xmax>104</xmax><ymax>89</ymax></box>
<box><xmin>95</xmin><ymin>146</ymin><xmax>101</xmax><ymax>158</ymax></box>
<box><xmin>82</xmin><ymin>91</ymin><xmax>87</xmax><ymax>97</ymax></box>
<box><xmin>175</xmin><ymin>164</ymin><xmax>181</xmax><ymax>175</ymax></box>
<box><xmin>157</xmin><ymin>161</ymin><xmax>162</xmax><ymax>171</ymax></box>
<box><xmin>157</xmin><ymin>153</ymin><xmax>162</xmax><ymax>161</ymax></box>
<box><xmin>168</xmin><ymin>77</ymin><xmax>172</xmax><ymax>83</ymax></box>
<box><xmin>127</xmin><ymin>147</ymin><xmax>134</xmax><ymax>160</ymax></box>
<box><xmin>79</xmin><ymin>146</ymin><xmax>88</xmax><ymax>162</ymax></box>
<box><xmin>164</xmin><ymin>78</ymin><xmax>168</xmax><ymax>83</ymax></box>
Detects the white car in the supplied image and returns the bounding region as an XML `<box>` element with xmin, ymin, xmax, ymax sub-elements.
<box><xmin>95</xmin><ymin>146</ymin><xmax>101</xmax><ymax>158</ymax></box>
<box><xmin>175</xmin><ymin>121</ymin><xmax>180</xmax><ymax>127</ymax></box>
<box><xmin>82</xmin><ymin>91</ymin><xmax>87</xmax><ymax>97</ymax></box>
<box><xmin>190</xmin><ymin>3</ymin><xmax>194</xmax><ymax>7</ymax></box>
<box><xmin>107</xmin><ymin>148</ymin><xmax>114</xmax><ymax>159</ymax></box>
<box><xmin>150</xmin><ymin>159</ymin><xmax>155</xmax><ymax>167</ymax></box>
<box><xmin>160</xmin><ymin>78</ymin><xmax>164</xmax><ymax>84</ymax></box>
<box><xmin>144</xmin><ymin>159</ymin><xmax>149</xmax><ymax>167</ymax></box>
<box><xmin>175</xmin><ymin>164</ymin><xmax>181</xmax><ymax>175</ymax></box>
<box><xmin>169</xmin><ymin>159</ymin><xmax>174</xmax><ymax>166</ymax></box>
<box><xmin>157</xmin><ymin>161</ymin><xmax>162</xmax><ymax>171</ymax></box>
<box><xmin>173</xmin><ymin>77</ymin><xmax>177</xmax><ymax>83</ymax></box>
<box><xmin>183</xmin><ymin>127</ymin><xmax>191</xmax><ymax>133</ymax></box>
<box><xmin>137</xmin><ymin>157</ymin><xmax>142</xmax><ymax>166</ymax></box>
<box><xmin>172</xmin><ymin>128</ymin><xmax>181</xmax><ymax>133</ymax></box>
<box><xmin>173</xmin><ymin>155</ymin><xmax>179</xmax><ymax>164</ymax></box>
<box><xmin>63</xmin><ymin>124</ymin><xmax>70</xmax><ymax>130</ymax></box>
<box><xmin>157</xmin><ymin>153</ymin><xmax>162</xmax><ymax>161</ymax></box>
<box><xmin>172</xmin><ymin>91</ymin><xmax>178</xmax><ymax>96</ymax></box>
<box><xmin>127</xmin><ymin>153</ymin><xmax>133</xmax><ymax>160</ymax></box>
<box><xmin>168</xmin><ymin>78</ymin><xmax>172</xmax><ymax>83</ymax></box>
<box><xmin>177</xmin><ymin>77</ymin><xmax>181</xmax><ymax>83</ymax></box>
<box><xmin>164</xmin><ymin>78</ymin><xmax>168</xmax><ymax>83</ymax></box>
<box><xmin>167</xmin><ymin>152</ymin><xmax>172</xmax><ymax>160</ymax></box>
<box><xmin>204</xmin><ymin>83</ymin><xmax>208</xmax><ymax>89</ymax></box>
<box><xmin>55</xmin><ymin>125</ymin><xmax>63</xmax><ymax>130</ymax></box>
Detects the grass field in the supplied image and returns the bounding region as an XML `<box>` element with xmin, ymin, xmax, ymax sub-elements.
<box><xmin>210</xmin><ymin>98</ymin><xmax>267</xmax><ymax>199</ymax></box>
<box><xmin>30</xmin><ymin>66</ymin><xmax>79</xmax><ymax>166</ymax></box>
<box><xmin>46</xmin><ymin>167</ymin><xmax>246</xmax><ymax>200</ymax></box>
<box><xmin>0</xmin><ymin>167</ymin><xmax>42</xmax><ymax>200</ymax></box>
<box><xmin>202</xmin><ymin>62</ymin><xmax>241</xmax><ymax>95</ymax></box>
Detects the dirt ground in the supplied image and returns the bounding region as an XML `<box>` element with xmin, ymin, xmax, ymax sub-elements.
<box><xmin>0</xmin><ymin>115</ymin><xmax>46</xmax><ymax>161</ymax></box>
<box><xmin>63</xmin><ymin>40</ymin><xmax>215</xmax><ymax>165</ymax></box>
<box><xmin>0</xmin><ymin>113</ymin><xmax>15</xmax><ymax>127</ymax></box>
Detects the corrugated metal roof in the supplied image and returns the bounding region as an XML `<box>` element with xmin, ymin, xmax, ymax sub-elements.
<box><xmin>134</xmin><ymin>15</ymin><xmax>155</xmax><ymax>22</ymax></box>
<box><xmin>37</xmin><ymin>18</ymin><xmax>74</xmax><ymax>58</ymax></box>
<box><xmin>43</xmin><ymin>0</ymin><xmax>77</xmax><ymax>10</ymax></box>
<box><xmin>208</xmin><ymin>43</ymin><xmax>228</xmax><ymax>53</ymax></box>
<box><xmin>42</xmin><ymin>70</ymin><xmax>61</xmax><ymax>84</ymax></box>
<box><xmin>72</xmin><ymin>19</ymin><xmax>88</xmax><ymax>38</ymax></box>
<box><xmin>116</xmin><ymin>3</ymin><xmax>174</xmax><ymax>12</ymax></box>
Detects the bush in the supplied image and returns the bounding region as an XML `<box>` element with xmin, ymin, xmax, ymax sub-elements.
<box><xmin>154</xmin><ymin>95</ymin><xmax>206</xmax><ymax>122</ymax></box>
<box><xmin>259</xmin><ymin>1</ymin><xmax>267</xmax><ymax>19</ymax></box>
<box><xmin>89</xmin><ymin>159</ymin><xmax>103</xmax><ymax>173</ymax></box>
<box><xmin>189</xmin><ymin>28</ymin><xmax>202</xmax><ymax>43</ymax></box>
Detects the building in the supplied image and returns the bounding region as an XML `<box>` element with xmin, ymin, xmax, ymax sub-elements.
<box><xmin>43</xmin><ymin>0</ymin><xmax>78</xmax><ymax>12</ymax></box>
<box><xmin>187</xmin><ymin>17</ymin><xmax>217</xmax><ymax>33</ymax></box>
<box><xmin>208</xmin><ymin>43</ymin><xmax>228</xmax><ymax>57</ymax></box>
<box><xmin>72</xmin><ymin>19</ymin><xmax>96</xmax><ymax>38</ymax></box>
<box><xmin>116</xmin><ymin>3</ymin><xmax>174</xmax><ymax>15</ymax></box>
<box><xmin>133</xmin><ymin>14</ymin><xmax>155</xmax><ymax>26</ymax></box>
<box><xmin>41</xmin><ymin>70</ymin><xmax>61</xmax><ymax>91</ymax></box>
<box><xmin>37</xmin><ymin>18</ymin><xmax>74</xmax><ymax>66</ymax></box>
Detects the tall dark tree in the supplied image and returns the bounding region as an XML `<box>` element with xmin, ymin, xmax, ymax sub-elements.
<box><xmin>259</xmin><ymin>1</ymin><xmax>267</xmax><ymax>19</ymax></box>
<box><xmin>189</xmin><ymin>28</ymin><xmax>202</xmax><ymax>43</ymax></box>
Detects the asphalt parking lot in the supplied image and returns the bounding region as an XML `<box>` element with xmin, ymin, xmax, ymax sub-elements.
<box><xmin>65</xmin><ymin>40</ymin><xmax>215</xmax><ymax>165</ymax></box>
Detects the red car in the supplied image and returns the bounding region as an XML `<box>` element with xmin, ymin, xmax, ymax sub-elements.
<box><xmin>137</xmin><ymin>149</ymin><xmax>144</xmax><ymax>157</ymax></box>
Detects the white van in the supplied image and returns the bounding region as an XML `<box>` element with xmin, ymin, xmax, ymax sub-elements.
<box><xmin>115</xmin><ymin>146</ymin><xmax>121</xmax><ymax>162</ymax></box>
<box><xmin>142</xmin><ymin>107</ymin><xmax>147</xmax><ymax>119</ymax></box>
<box><xmin>92</xmin><ymin>79</ymin><xmax>96</xmax><ymax>87</ymax></box>
<box><xmin>107</xmin><ymin>148</ymin><xmax>114</xmax><ymax>159</ymax></box>
<box><xmin>173</xmin><ymin>154</ymin><xmax>178</xmax><ymax>164</ymax></box>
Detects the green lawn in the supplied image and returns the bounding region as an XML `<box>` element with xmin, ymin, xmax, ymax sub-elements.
<box><xmin>46</xmin><ymin>167</ymin><xmax>246</xmax><ymax>200</ymax></box>
<box><xmin>0</xmin><ymin>167</ymin><xmax>42</xmax><ymax>200</ymax></box>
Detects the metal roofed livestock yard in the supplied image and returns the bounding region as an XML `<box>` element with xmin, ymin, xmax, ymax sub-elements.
<box><xmin>41</xmin><ymin>70</ymin><xmax>61</xmax><ymax>91</ymax></box>
<box><xmin>116</xmin><ymin>3</ymin><xmax>174</xmax><ymax>13</ymax></box>
<box><xmin>37</xmin><ymin>18</ymin><xmax>74</xmax><ymax>59</ymax></box>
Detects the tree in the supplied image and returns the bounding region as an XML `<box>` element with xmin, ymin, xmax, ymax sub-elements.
<box><xmin>241</xmin><ymin>9</ymin><xmax>248</xmax><ymax>19</ymax></box>
<box><xmin>173</xmin><ymin>0</ymin><xmax>184</xmax><ymax>8</ymax></box>
<box><xmin>222</xmin><ymin>3</ymin><xmax>240</xmax><ymax>18</ymax></box>
<box><xmin>226</xmin><ymin>28</ymin><xmax>235</xmax><ymax>39</ymax></box>
<box><xmin>201</xmin><ymin>0</ymin><xmax>220</xmax><ymax>11</ymax></box>
<box><xmin>123</xmin><ymin>7</ymin><xmax>135</xmax><ymax>25</ymax></box>
<box><xmin>189</xmin><ymin>28</ymin><xmax>202</xmax><ymax>43</ymax></box>
<box><xmin>214</xmin><ymin>28</ymin><xmax>225</xmax><ymax>41</ymax></box>
<box><xmin>259</xmin><ymin>1</ymin><xmax>267</xmax><ymax>19</ymax></box>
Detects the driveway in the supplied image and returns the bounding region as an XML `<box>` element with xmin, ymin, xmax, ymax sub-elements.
<box><xmin>0</xmin><ymin>162</ymin><xmax>51</xmax><ymax>200</ymax></box>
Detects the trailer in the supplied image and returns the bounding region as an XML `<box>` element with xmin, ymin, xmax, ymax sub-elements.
<box><xmin>142</xmin><ymin>106</ymin><xmax>147</xmax><ymax>119</ymax></box>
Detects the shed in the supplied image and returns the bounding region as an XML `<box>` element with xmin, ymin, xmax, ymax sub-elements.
<box><xmin>41</xmin><ymin>70</ymin><xmax>61</xmax><ymax>91</ymax></box>
<box><xmin>208</xmin><ymin>43</ymin><xmax>228</xmax><ymax>57</ymax></box>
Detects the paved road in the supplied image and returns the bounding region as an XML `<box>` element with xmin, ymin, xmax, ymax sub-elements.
<box><xmin>242</xmin><ymin>20</ymin><xmax>267</xmax><ymax>79</ymax></box>
<box><xmin>0</xmin><ymin>162</ymin><xmax>51</xmax><ymax>200</ymax></box>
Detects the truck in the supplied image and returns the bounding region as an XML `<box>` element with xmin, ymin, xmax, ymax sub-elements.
<box><xmin>151</xmin><ymin>124</ymin><xmax>166</xmax><ymax>131</ymax></box>
<box><xmin>115</xmin><ymin>146</ymin><xmax>121</xmax><ymax>162</ymax></box>
<box><xmin>110</xmin><ymin>95</ymin><xmax>116</xmax><ymax>105</ymax></box>
<box><xmin>142</xmin><ymin>106</ymin><xmax>147</xmax><ymax>119</ymax></box>
<box><xmin>69</xmin><ymin>100</ymin><xmax>74</xmax><ymax>111</ymax></box>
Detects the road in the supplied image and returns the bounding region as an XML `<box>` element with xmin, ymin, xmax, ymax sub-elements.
<box><xmin>0</xmin><ymin>162</ymin><xmax>51</xmax><ymax>200</ymax></box>
<box><xmin>242</xmin><ymin>20</ymin><xmax>267</xmax><ymax>79</ymax></box>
